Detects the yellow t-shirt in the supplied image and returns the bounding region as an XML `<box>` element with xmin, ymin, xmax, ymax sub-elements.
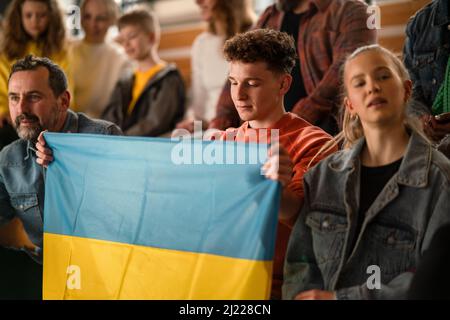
<box><xmin>127</xmin><ymin>63</ymin><xmax>166</xmax><ymax>115</ymax></box>
<box><xmin>0</xmin><ymin>41</ymin><xmax>74</xmax><ymax>117</ymax></box>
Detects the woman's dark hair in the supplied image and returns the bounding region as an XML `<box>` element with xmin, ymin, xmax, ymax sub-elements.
<box><xmin>209</xmin><ymin>0</ymin><xmax>255</xmax><ymax>40</ymax></box>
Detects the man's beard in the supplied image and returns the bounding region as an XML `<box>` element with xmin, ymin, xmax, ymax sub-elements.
<box><xmin>15</xmin><ymin>113</ymin><xmax>43</xmax><ymax>141</ymax></box>
<box><xmin>276</xmin><ymin>0</ymin><xmax>303</xmax><ymax>12</ymax></box>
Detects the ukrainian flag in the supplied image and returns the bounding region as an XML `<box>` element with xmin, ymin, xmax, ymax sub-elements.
<box><xmin>42</xmin><ymin>134</ymin><xmax>280</xmax><ymax>300</ymax></box>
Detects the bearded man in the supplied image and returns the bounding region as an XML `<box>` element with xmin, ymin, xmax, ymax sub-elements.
<box><xmin>0</xmin><ymin>55</ymin><xmax>121</xmax><ymax>298</ymax></box>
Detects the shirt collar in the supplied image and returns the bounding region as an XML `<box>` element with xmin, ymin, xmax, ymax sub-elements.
<box><xmin>60</xmin><ymin>109</ymin><xmax>78</xmax><ymax>133</ymax></box>
<box><xmin>242</xmin><ymin>112</ymin><xmax>290</xmax><ymax>131</ymax></box>
<box><xmin>275</xmin><ymin>0</ymin><xmax>329</xmax><ymax>15</ymax></box>
<box><xmin>311</xmin><ymin>0</ymin><xmax>330</xmax><ymax>13</ymax></box>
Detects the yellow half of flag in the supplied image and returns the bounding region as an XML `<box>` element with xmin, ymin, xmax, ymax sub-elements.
<box><xmin>44</xmin><ymin>233</ymin><xmax>272</xmax><ymax>300</ymax></box>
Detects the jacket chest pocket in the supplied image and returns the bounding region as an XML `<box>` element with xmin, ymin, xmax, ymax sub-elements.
<box><xmin>10</xmin><ymin>193</ymin><xmax>42</xmax><ymax>241</ymax></box>
<box><xmin>413</xmin><ymin>52</ymin><xmax>435</xmax><ymax>79</ymax></box>
<box><xmin>11</xmin><ymin>194</ymin><xmax>39</xmax><ymax>212</ymax></box>
<box><xmin>413</xmin><ymin>52</ymin><xmax>435</xmax><ymax>68</ymax></box>
<box><xmin>306</xmin><ymin>211</ymin><xmax>347</xmax><ymax>265</ymax></box>
<box><xmin>412</xmin><ymin>51</ymin><xmax>444</xmax><ymax>101</ymax></box>
<box><xmin>365</xmin><ymin>222</ymin><xmax>416</xmax><ymax>277</ymax></box>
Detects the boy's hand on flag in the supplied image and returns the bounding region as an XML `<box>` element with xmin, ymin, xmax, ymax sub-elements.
<box><xmin>263</xmin><ymin>144</ymin><xmax>293</xmax><ymax>187</ymax></box>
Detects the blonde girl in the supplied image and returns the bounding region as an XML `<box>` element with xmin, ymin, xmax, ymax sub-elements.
<box><xmin>283</xmin><ymin>45</ymin><xmax>450</xmax><ymax>300</ymax></box>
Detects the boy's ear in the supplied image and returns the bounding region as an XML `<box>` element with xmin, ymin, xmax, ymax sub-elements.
<box><xmin>280</xmin><ymin>74</ymin><xmax>292</xmax><ymax>95</ymax></box>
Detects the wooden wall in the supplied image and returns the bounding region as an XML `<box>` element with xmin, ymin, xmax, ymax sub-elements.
<box><xmin>159</xmin><ymin>25</ymin><xmax>205</xmax><ymax>87</ymax></box>
<box><xmin>378</xmin><ymin>0</ymin><xmax>431</xmax><ymax>52</ymax></box>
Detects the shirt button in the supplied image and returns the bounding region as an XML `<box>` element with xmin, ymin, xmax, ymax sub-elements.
<box><xmin>322</xmin><ymin>219</ymin><xmax>330</xmax><ymax>229</ymax></box>
<box><xmin>432</xmin><ymin>78</ymin><xmax>437</xmax><ymax>85</ymax></box>
<box><xmin>387</xmin><ymin>235</ymin><xmax>396</xmax><ymax>245</ymax></box>
<box><xmin>19</xmin><ymin>205</ymin><xmax>24</xmax><ymax>209</ymax></box>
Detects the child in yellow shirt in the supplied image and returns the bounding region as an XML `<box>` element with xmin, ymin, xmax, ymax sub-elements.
<box><xmin>102</xmin><ymin>7</ymin><xmax>185</xmax><ymax>137</ymax></box>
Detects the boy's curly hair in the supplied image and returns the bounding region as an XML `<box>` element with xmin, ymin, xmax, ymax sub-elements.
<box><xmin>223</xmin><ymin>29</ymin><xmax>297</xmax><ymax>74</ymax></box>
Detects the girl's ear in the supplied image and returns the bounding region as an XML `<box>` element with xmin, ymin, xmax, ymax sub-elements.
<box><xmin>344</xmin><ymin>96</ymin><xmax>355</xmax><ymax>115</ymax></box>
<box><xmin>404</xmin><ymin>79</ymin><xmax>413</xmax><ymax>102</ymax></box>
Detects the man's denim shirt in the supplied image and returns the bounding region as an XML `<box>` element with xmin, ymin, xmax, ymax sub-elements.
<box><xmin>0</xmin><ymin>110</ymin><xmax>122</xmax><ymax>263</ymax></box>
<box><xmin>404</xmin><ymin>0</ymin><xmax>450</xmax><ymax>111</ymax></box>
<box><xmin>283</xmin><ymin>132</ymin><xmax>450</xmax><ymax>299</ymax></box>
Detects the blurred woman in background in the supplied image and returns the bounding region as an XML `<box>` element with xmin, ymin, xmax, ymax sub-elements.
<box><xmin>175</xmin><ymin>0</ymin><xmax>255</xmax><ymax>133</ymax></box>
<box><xmin>71</xmin><ymin>0</ymin><xmax>131</xmax><ymax>118</ymax></box>
<box><xmin>0</xmin><ymin>0</ymin><xmax>71</xmax><ymax>149</ymax></box>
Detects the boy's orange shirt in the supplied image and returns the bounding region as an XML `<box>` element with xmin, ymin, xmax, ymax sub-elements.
<box><xmin>217</xmin><ymin>112</ymin><xmax>338</xmax><ymax>299</ymax></box>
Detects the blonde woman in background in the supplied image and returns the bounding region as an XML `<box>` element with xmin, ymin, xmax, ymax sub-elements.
<box><xmin>175</xmin><ymin>0</ymin><xmax>255</xmax><ymax>133</ymax></box>
<box><xmin>70</xmin><ymin>0</ymin><xmax>131</xmax><ymax>118</ymax></box>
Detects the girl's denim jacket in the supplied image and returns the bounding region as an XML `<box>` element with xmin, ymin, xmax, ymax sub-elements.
<box><xmin>283</xmin><ymin>132</ymin><xmax>450</xmax><ymax>299</ymax></box>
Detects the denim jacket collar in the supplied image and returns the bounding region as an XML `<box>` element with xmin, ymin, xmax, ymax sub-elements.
<box><xmin>328</xmin><ymin>138</ymin><xmax>364</xmax><ymax>173</ymax></box>
<box><xmin>328</xmin><ymin>131</ymin><xmax>431</xmax><ymax>188</ymax></box>
<box><xmin>60</xmin><ymin>109</ymin><xmax>79</xmax><ymax>133</ymax></box>
<box><xmin>396</xmin><ymin>131</ymin><xmax>431</xmax><ymax>188</ymax></box>
<box><xmin>25</xmin><ymin>140</ymin><xmax>36</xmax><ymax>161</ymax></box>
<box><xmin>433</xmin><ymin>0</ymin><xmax>450</xmax><ymax>27</ymax></box>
